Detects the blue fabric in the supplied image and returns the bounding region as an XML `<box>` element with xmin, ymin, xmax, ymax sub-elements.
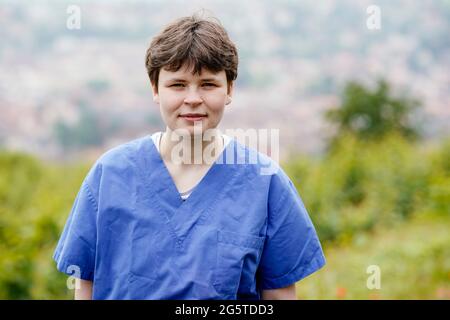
<box><xmin>53</xmin><ymin>135</ymin><xmax>326</xmax><ymax>299</ymax></box>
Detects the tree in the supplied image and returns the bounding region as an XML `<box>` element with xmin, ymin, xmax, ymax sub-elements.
<box><xmin>324</xmin><ymin>79</ymin><xmax>422</xmax><ymax>150</ymax></box>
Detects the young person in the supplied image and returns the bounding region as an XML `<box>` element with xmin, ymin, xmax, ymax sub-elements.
<box><xmin>53</xmin><ymin>14</ymin><xmax>325</xmax><ymax>300</ymax></box>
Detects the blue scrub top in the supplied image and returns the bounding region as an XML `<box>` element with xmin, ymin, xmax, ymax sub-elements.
<box><xmin>53</xmin><ymin>135</ymin><xmax>326</xmax><ymax>299</ymax></box>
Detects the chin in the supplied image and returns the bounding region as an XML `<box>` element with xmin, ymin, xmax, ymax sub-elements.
<box><xmin>176</xmin><ymin>119</ymin><xmax>211</xmax><ymax>133</ymax></box>
<box><xmin>185</xmin><ymin>126</ymin><xmax>208</xmax><ymax>137</ymax></box>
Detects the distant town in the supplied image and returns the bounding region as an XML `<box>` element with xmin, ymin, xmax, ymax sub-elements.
<box><xmin>1</xmin><ymin>0</ymin><xmax>448</xmax><ymax>162</ymax></box>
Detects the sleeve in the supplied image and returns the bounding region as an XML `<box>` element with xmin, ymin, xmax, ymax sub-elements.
<box><xmin>257</xmin><ymin>170</ymin><xmax>326</xmax><ymax>290</ymax></box>
<box><xmin>52</xmin><ymin>167</ymin><xmax>100</xmax><ymax>281</ymax></box>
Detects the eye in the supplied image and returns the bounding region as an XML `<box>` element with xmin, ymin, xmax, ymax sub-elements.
<box><xmin>170</xmin><ymin>83</ymin><xmax>185</xmax><ymax>87</ymax></box>
<box><xmin>202</xmin><ymin>83</ymin><xmax>217</xmax><ymax>87</ymax></box>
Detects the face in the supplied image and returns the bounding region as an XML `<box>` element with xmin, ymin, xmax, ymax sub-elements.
<box><xmin>152</xmin><ymin>63</ymin><xmax>233</xmax><ymax>136</ymax></box>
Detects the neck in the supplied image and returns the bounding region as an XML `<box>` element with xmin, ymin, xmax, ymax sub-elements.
<box><xmin>160</xmin><ymin>127</ymin><xmax>224</xmax><ymax>167</ymax></box>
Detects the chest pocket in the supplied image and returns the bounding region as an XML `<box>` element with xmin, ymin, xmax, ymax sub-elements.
<box><xmin>213</xmin><ymin>230</ymin><xmax>265</xmax><ymax>297</ymax></box>
<box><xmin>129</xmin><ymin>221</ymin><xmax>165</xmax><ymax>280</ymax></box>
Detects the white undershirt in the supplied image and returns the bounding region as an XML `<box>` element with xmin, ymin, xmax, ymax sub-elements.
<box><xmin>151</xmin><ymin>131</ymin><xmax>231</xmax><ymax>200</ymax></box>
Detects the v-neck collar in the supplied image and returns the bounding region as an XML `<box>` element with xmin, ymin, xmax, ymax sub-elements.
<box><xmin>142</xmin><ymin>134</ymin><xmax>241</xmax><ymax>248</ymax></box>
<box><xmin>152</xmin><ymin>132</ymin><xmax>230</xmax><ymax>205</ymax></box>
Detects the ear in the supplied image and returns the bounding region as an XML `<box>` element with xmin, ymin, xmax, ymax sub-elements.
<box><xmin>226</xmin><ymin>81</ymin><xmax>234</xmax><ymax>105</ymax></box>
<box><xmin>152</xmin><ymin>84</ymin><xmax>160</xmax><ymax>104</ymax></box>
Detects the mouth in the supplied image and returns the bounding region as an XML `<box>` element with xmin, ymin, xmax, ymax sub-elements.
<box><xmin>179</xmin><ymin>113</ymin><xmax>208</xmax><ymax>121</ymax></box>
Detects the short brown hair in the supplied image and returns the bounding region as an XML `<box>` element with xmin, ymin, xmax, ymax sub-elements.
<box><xmin>145</xmin><ymin>14</ymin><xmax>238</xmax><ymax>93</ymax></box>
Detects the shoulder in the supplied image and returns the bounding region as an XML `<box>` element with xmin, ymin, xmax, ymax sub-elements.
<box><xmin>97</xmin><ymin>135</ymin><xmax>150</xmax><ymax>167</ymax></box>
<box><xmin>232</xmin><ymin>138</ymin><xmax>290</xmax><ymax>184</ymax></box>
<box><xmin>232</xmin><ymin>139</ymin><xmax>295</xmax><ymax>201</ymax></box>
<box><xmin>83</xmin><ymin>135</ymin><xmax>152</xmax><ymax>188</ymax></box>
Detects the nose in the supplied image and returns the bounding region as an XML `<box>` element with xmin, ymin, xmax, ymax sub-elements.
<box><xmin>183</xmin><ymin>87</ymin><xmax>203</xmax><ymax>106</ymax></box>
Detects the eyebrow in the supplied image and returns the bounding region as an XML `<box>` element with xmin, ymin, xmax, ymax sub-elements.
<box><xmin>166</xmin><ymin>78</ymin><xmax>220</xmax><ymax>82</ymax></box>
<box><xmin>200</xmin><ymin>78</ymin><xmax>220</xmax><ymax>82</ymax></box>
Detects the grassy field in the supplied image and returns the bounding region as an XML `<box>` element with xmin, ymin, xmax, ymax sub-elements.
<box><xmin>296</xmin><ymin>212</ymin><xmax>450</xmax><ymax>299</ymax></box>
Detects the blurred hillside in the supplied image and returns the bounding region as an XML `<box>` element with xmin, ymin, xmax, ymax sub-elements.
<box><xmin>0</xmin><ymin>0</ymin><xmax>449</xmax><ymax>161</ymax></box>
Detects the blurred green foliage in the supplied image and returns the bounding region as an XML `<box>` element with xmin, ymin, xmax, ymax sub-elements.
<box><xmin>0</xmin><ymin>153</ymin><xmax>89</xmax><ymax>299</ymax></box>
<box><xmin>284</xmin><ymin>79</ymin><xmax>449</xmax><ymax>298</ymax></box>
<box><xmin>325</xmin><ymin>79</ymin><xmax>422</xmax><ymax>150</ymax></box>
<box><xmin>285</xmin><ymin>133</ymin><xmax>450</xmax><ymax>245</ymax></box>
<box><xmin>286</xmin><ymin>133</ymin><xmax>450</xmax><ymax>299</ymax></box>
